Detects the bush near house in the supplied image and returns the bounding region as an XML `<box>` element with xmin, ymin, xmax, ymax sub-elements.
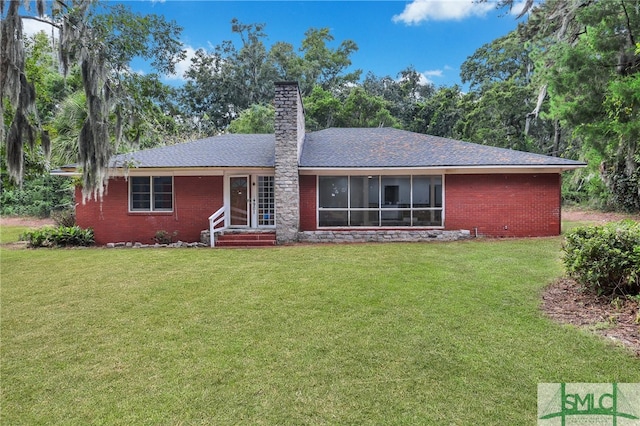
<box><xmin>20</xmin><ymin>226</ymin><xmax>94</xmax><ymax>248</ymax></box>
<box><xmin>563</xmin><ymin>220</ymin><xmax>640</xmax><ymax>296</ymax></box>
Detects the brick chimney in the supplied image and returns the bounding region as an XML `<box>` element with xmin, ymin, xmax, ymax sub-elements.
<box><xmin>274</xmin><ymin>82</ymin><xmax>305</xmax><ymax>244</ymax></box>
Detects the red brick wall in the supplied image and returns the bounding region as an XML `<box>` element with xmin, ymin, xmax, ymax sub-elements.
<box><xmin>298</xmin><ymin>173</ymin><xmax>562</xmax><ymax>237</ymax></box>
<box><xmin>445</xmin><ymin>173</ymin><xmax>561</xmax><ymax>237</ymax></box>
<box><xmin>299</xmin><ymin>175</ymin><xmax>317</xmax><ymax>231</ymax></box>
<box><xmin>76</xmin><ymin>176</ymin><xmax>223</xmax><ymax>245</ymax></box>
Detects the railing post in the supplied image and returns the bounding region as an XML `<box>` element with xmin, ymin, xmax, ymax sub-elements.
<box><xmin>209</xmin><ymin>216</ymin><xmax>215</xmax><ymax>248</ymax></box>
<box><xmin>208</xmin><ymin>206</ymin><xmax>226</xmax><ymax>248</ymax></box>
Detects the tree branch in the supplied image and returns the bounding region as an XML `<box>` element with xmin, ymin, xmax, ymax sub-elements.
<box><xmin>619</xmin><ymin>0</ymin><xmax>636</xmax><ymax>47</ymax></box>
<box><xmin>20</xmin><ymin>15</ymin><xmax>62</xmax><ymax>30</ymax></box>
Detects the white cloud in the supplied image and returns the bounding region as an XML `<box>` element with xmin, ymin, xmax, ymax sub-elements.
<box><xmin>164</xmin><ymin>45</ymin><xmax>197</xmax><ymax>81</ymax></box>
<box><xmin>22</xmin><ymin>16</ymin><xmax>59</xmax><ymax>39</ymax></box>
<box><xmin>397</xmin><ymin>69</ymin><xmax>444</xmax><ymax>86</ymax></box>
<box><xmin>509</xmin><ymin>0</ymin><xmax>539</xmax><ymax>17</ymax></box>
<box><xmin>420</xmin><ymin>69</ymin><xmax>443</xmax><ymax>85</ymax></box>
<box><xmin>392</xmin><ymin>0</ymin><xmax>494</xmax><ymax>25</ymax></box>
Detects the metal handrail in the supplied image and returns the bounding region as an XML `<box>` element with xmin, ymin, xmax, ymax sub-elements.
<box><xmin>208</xmin><ymin>206</ymin><xmax>226</xmax><ymax>247</ymax></box>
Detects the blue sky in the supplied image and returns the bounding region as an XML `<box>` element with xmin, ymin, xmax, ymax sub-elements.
<box><xmin>24</xmin><ymin>1</ymin><xmax>530</xmax><ymax>88</ymax></box>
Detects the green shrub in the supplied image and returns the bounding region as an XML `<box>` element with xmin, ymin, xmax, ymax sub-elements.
<box><xmin>20</xmin><ymin>226</ymin><xmax>94</xmax><ymax>248</ymax></box>
<box><xmin>153</xmin><ymin>230</ymin><xmax>177</xmax><ymax>244</ymax></box>
<box><xmin>1</xmin><ymin>175</ymin><xmax>74</xmax><ymax>218</ymax></box>
<box><xmin>51</xmin><ymin>209</ymin><xmax>76</xmax><ymax>227</ymax></box>
<box><xmin>563</xmin><ymin>220</ymin><xmax>640</xmax><ymax>296</ymax></box>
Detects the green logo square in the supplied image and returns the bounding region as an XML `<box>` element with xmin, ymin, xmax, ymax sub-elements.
<box><xmin>538</xmin><ymin>383</ymin><xmax>640</xmax><ymax>425</ymax></box>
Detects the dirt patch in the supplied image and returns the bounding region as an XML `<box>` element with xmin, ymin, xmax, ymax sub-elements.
<box><xmin>0</xmin><ymin>216</ymin><xmax>55</xmax><ymax>227</ymax></box>
<box><xmin>542</xmin><ymin>279</ymin><xmax>640</xmax><ymax>357</ymax></box>
<box><xmin>563</xmin><ymin>207</ymin><xmax>640</xmax><ymax>224</ymax></box>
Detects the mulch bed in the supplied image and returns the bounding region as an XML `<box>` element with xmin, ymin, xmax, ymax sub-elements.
<box><xmin>541</xmin><ymin>278</ymin><xmax>640</xmax><ymax>357</ymax></box>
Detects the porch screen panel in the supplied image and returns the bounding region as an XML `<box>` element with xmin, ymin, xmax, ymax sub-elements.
<box><xmin>318</xmin><ymin>177</ymin><xmax>348</xmax><ymax>208</ymax></box>
<box><xmin>318</xmin><ymin>175</ymin><xmax>443</xmax><ymax>227</ymax></box>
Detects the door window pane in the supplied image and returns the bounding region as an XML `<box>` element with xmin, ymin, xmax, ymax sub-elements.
<box><xmin>230</xmin><ymin>177</ymin><xmax>248</xmax><ymax>226</ymax></box>
<box><xmin>258</xmin><ymin>176</ymin><xmax>275</xmax><ymax>226</ymax></box>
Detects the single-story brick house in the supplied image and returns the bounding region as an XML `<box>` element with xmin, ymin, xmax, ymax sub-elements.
<box><xmin>56</xmin><ymin>82</ymin><xmax>585</xmax><ymax>246</ymax></box>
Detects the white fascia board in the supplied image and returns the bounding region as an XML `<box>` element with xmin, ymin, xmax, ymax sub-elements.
<box><xmin>108</xmin><ymin>167</ymin><xmax>274</xmax><ymax>177</ymax></box>
<box><xmin>50</xmin><ymin>170</ymin><xmax>81</xmax><ymax>176</ymax></box>
<box><xmin>298</xmin><ymin>165</ymin><xmax>584</xmax><ymax>175</ymax></box>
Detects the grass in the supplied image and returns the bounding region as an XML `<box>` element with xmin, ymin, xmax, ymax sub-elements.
<box><xmin>1</xmin><ymin>225</ymin><xmax>639</xmax><ymax>424</ymax></box>
<box><xmin>0</xmin><ymin>225</ymin><xmax>30</xmax><ymax>244</ymax></box>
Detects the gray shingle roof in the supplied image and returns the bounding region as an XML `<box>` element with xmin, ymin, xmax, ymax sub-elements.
<box><xmin>110</xmin><ymin>134</ymin><xmax>275</xmax><ymax>168</ymax></box>
<box><xmin>107</xmin><ymin>127</ymin><xmax>585</xmax><ymax>170</ymax></box>
<box><xmin>300</xmin><ymin>128</ymin><xmax>585</xmax><ymax>168</ymax></box>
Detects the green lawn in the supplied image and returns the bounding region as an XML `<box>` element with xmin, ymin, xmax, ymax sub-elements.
<box><xmin>1</xmin><ymin>226</ymin><xmax>638</xmax><ymax>424</ymax></box>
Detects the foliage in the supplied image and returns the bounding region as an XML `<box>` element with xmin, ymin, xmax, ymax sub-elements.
<box><xmin>524</xmin><ymin>0</ymin><xmax>640</xmax><ymax>211</ymax></box>
<box><xmin>179</xmin><ymin>20</ymin><xmax>360</xmax><ymax>134</ymax></box>
<box><xmin>50</xmin><ymin>209</ymin><xmax>75</xmax><ymax>227</ymax></box>
<box><xmin>153</xmin><ymin>229</ymin><xmax>177</xmax><ymax>245</ymax></box>
<box><xmin>302</xmin><ymin>86</ymin><xmax>342</xmax><ymax>130</ymax></box>
<box><xmin>410</xmin><ymin>86</ymin><xmax>464</xmax><ymax>138</ymax></box>
<box><xmin>362</xmin><ymin>68</ymin><xmax>434</xmax><ymax>129</ymax></box>
<box><xmin>336</xmin><ymin>87</ymin><xmax>399</xmax><ymax>128</ymax></box>
<box><xmin>0</xmin><ymin>174</ymin><xmax>73</xmax><ymax>217</ymax></box>
<box><xmin>20</xmin><ymin>225</ymin><xmax>94</xmax><ymax>247</ymax></box>
<box><xmin>563</xmin><ymin>221</ymin><xmax>640</xmax><ymax>296</ymax></box>
<box><xmin>228</xmin><ymin>104</ymin><xmax>274</xmax><ymax>134</ymax></box>
<box><xmin>1</xmin><ymin>0</ymin><xmax>185</xmax><ymax>200</ymax></box>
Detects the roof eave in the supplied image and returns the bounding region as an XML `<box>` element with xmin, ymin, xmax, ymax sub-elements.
<box><xmin>299</xmin><ymin>164</ymin><xmax>586</xmax><ymax>174</ymax></box>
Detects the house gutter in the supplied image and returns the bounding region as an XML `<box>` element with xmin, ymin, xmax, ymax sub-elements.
<box><xmin>298</xmin><ymin>164</ymin><xmax>586</xmax><ymax>175</ymax></box>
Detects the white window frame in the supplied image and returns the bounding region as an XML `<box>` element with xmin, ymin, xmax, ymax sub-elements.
<box><xmin>128</xmin><ymin>176</ymin><xmax>174</xmax><ymax>212</ymax></box>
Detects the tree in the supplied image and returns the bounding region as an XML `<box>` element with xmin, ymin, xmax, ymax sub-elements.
<box><xmin>458</xmin><ymin>30</ymin><xmax>565</xmax><ymax>154</ymax></box>
<box><xmin>362</xmin><ymin>67</ymin><xmax>434</xmax><ymax>129</ymax></box>
<box><xmin>335</xmin><ymin>87</ymin><xmax>399</xmax><ymax>128</ymax></box>
<box><xmin>530</xmin><ymin>1</ymin><xmax>640</xmax><ymax>210</ymax></box>
<box><xmin>297</xmin><ymin>27</ymin><xmax>361</xmax><ymax>95</ymax></box>
<box><xmin>180</xmin><ymin>20</ymin><xmax>278</xmax><ymax>134</ymax></box>
<box><xmin>303</xmin><ymin>86</ymin><xmax>342</xmax><ymax>131</ymax></box>
<box><xmin>180</xmin><ymin>21</ymin><xmax>361</xmax><ymax>135</ymax></box>
<box><xmin>1</xmin><ymin>0</ymin><xmax>185</xmax><ymax>200</ymax></box>
<box><xmin>409</xmin><ymin>86</ymin><xmax>464</xmax><ymax>138</ymax></box>
<box><xmin>488</xmin><ymin>0</ymin><xmax>640</xmax><ymax>211</ymax></box>
<box><xmin>228</xmin><ymin>104</ymin><xmax>275</xmax><ymax>134</ymax></box>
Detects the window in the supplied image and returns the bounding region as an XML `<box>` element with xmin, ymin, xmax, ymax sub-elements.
<box><xmin>130</xmin><ymin>176</ymin><xmax>173</xmax><ymax>212</ymax></box>
<box><xmin>318</xmin><ymin>175</ymin><xmax>443</xmax><ymax>227</ymax></box>
<box><xmin>257</xmin><ymin>176</ymin><xmax>275</xmax><ymax>226</ymax></box>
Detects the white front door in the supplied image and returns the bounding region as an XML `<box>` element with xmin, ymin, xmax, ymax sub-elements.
<box><xmin>229</xmin><ymin>175</ymin><xmax>249</xmax><ymax>227</ymax></box>
<box><xmin>227</xmin><ymin>175</ymin><xmax>275</xmax><ymax>228</ymax></box>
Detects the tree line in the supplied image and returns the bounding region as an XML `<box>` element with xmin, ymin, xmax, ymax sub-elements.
<box><xmin>1</xmin><ymin>0</ymin><xmax>639</xmax><ymax>215</ymax></box>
